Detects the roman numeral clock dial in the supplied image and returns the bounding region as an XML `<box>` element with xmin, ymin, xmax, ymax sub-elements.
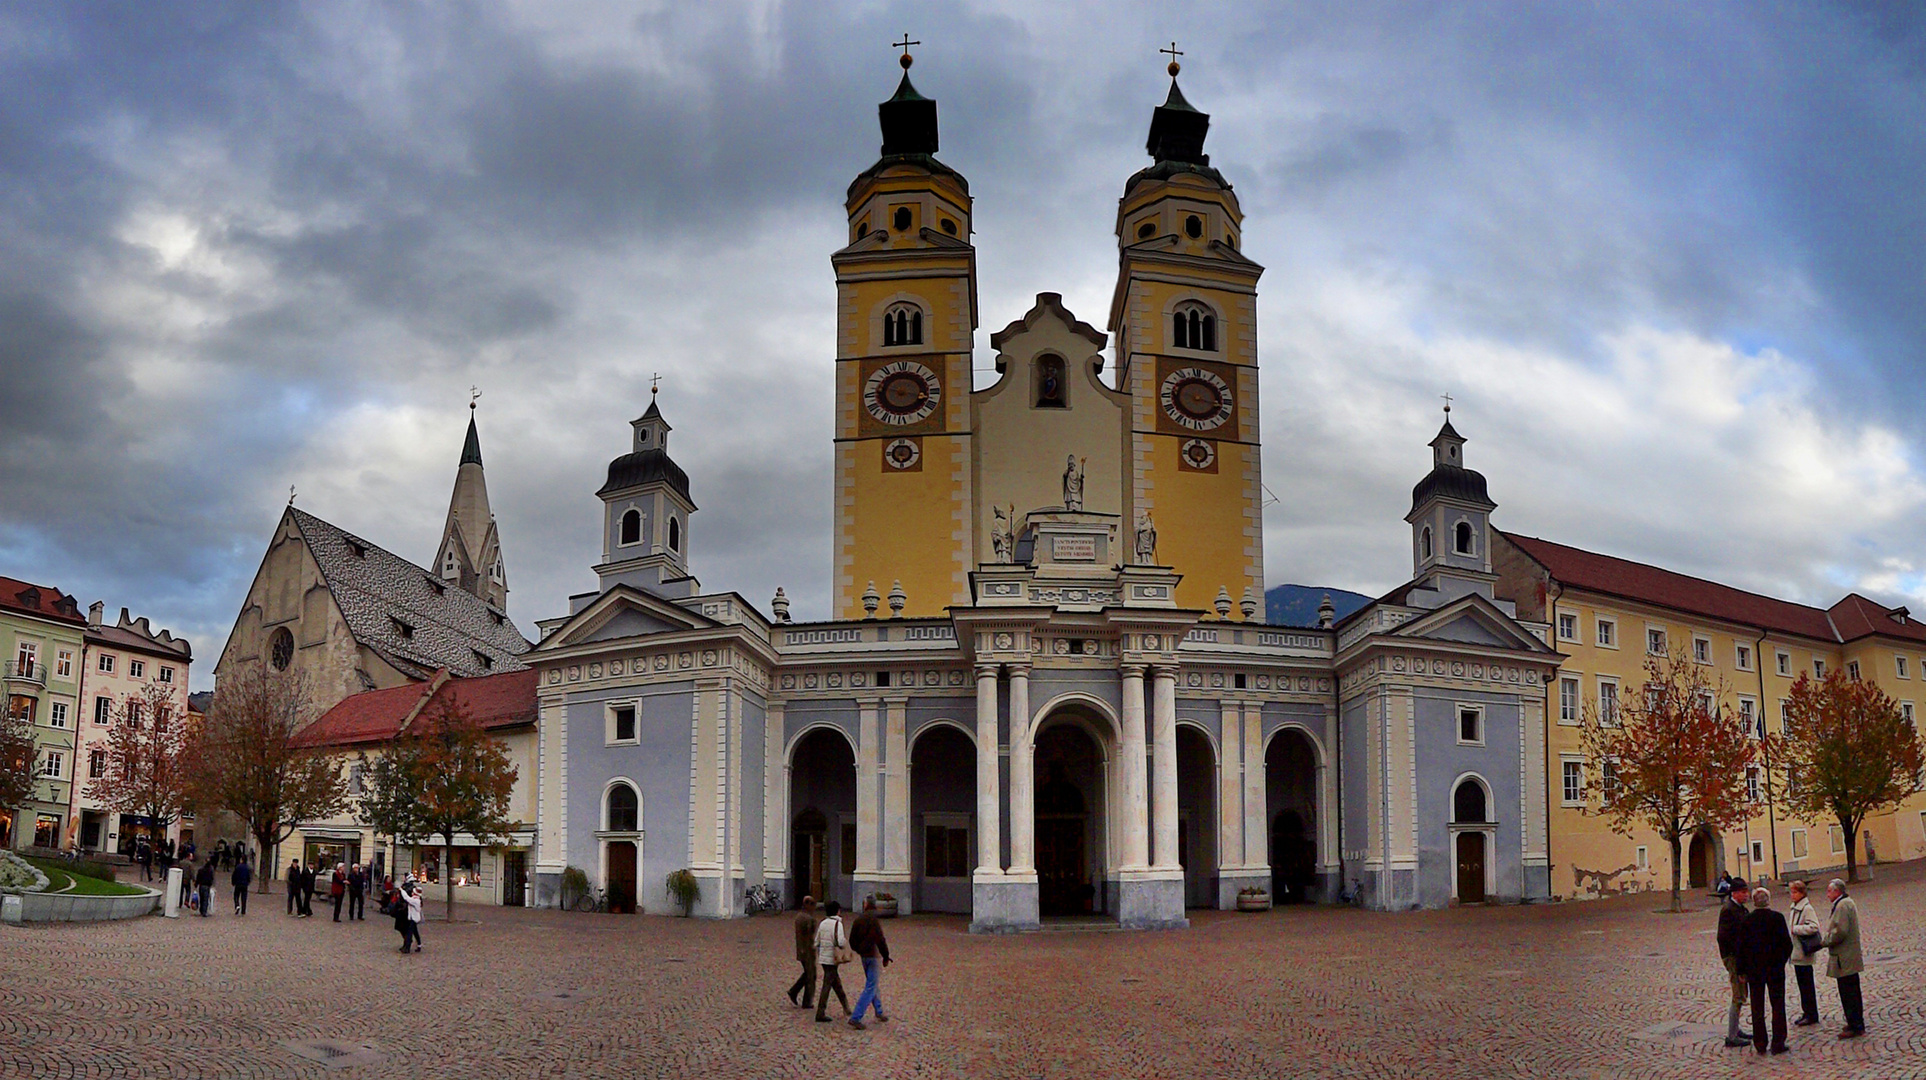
<box><xmin>1160</xmin><ymin>367</ymin><xmax>1233</xmax><ymax>431</ymax></box>
<box><xmin>863</xmin><ymin>361</ymin><xmax>942</xmax><ymax>426</ymax></box>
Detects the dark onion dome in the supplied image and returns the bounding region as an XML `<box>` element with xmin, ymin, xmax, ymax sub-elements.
<box><xmin>849</xmin><ymin>69</ymin><xmax>969</xmax><ymax>198</ymax></box>
<box><xmin>1128</xmin><ymin>79</ymin><xmax>1229</xmax><ymax>190</ymax></box>
<box><xmin>1411</xmin><ymin>462</ymin><xmax>1494</xmax><ymax>512</ymax></box>
<box><xmin>598</xmin><ymin>447</ymin><xmax>694</xmax><ymax>506</ymax></box>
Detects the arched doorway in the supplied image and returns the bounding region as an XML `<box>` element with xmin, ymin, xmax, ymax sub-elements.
<box><xmin>603</xmin><ymin>782</ymin><xmax>640</xmax><ymax>913</ymax></box>
<box><xmin>1266</xmin><ymin>729</ymin><xmax>1319</xmax><ymax>903</ymax></box>
<box><xmin>1452</xmin><ymin>777</ymin><xmax>1491</xmax><ymax>904</ymax></box>
<box><xmin>1032</xmin><ymin>715</ymin><xmax>1108</xmax><ymax>917</ymax></box>
<box><xmin>1688</xmin><ymin>827</ymin><xmax>1717</xmax><ymax>890</ymax></box>
<box><xmin>910</xmin><ymin>724</ymin><xmax>976</xmax><ymax>914</ymax></box>
<box><xmin>789</xmin><ymin>727</ymin><xmax>857</xmax><ymax>909</ymax></box>
<box><xmin>1175</xmin><ymin>725</ymin><xmax>1217</xmax><ymax>908</ymax></box>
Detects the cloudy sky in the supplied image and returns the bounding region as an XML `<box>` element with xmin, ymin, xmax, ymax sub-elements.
<box><xmin>4</xmin><ymin>1</ymin><xmax>1925</xmax><ymax>665</ymax></box>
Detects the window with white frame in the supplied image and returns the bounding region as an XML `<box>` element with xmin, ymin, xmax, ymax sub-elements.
<box><xmin>1735</xmin><ymin>644</ymin><xmax>1753</xmax><ymax>671</ymax></box>
<box><xmin>1647</xmin><ymin>627</ymin><xmax>1667</xmax><ymax>655</ymax></box>
<box><xmin>1814</xmin><ymin>659</ymin><xmax>1826</xmax><ymax>679</ymax></box>
<box><xmin>1904</xmin><ymin>702</ymin><xmax>1915</xmax><ymax>723</ymax></box>
<box><xmin>606</xmin><ymin>702</ymin><xmax>638</xmax><ymax>745</ymax></box>
<box><xmin>1559</xmin><ymin>677</ymin><xmax>1580</xmax><ymax>724</ymax></box>
<box><xmin>55</xmin><ymin>650</ymin><xmax>72</xmax><ymax>678</ymax></box>
<box><xmin>1601</xmin><ymin>758</ymin><xmax>1620</xmax><ymax>804</ymax></box>
<box><xmin>1170</xmin><ymin>301</ymin><xmax>1218</xmax><ymax>352</ymax></box>
<box><xmin>40</xmin><ymin>750</ymin><xmax>64</xmax><ymax>779</ymax></box>
<box><xmin>1557</xmin><ymin>613</ymin><xmax>1577</xmax><ymax>641</ymax></box>
<box><xmin>93</xmin><ymin>697</ymin><xmax>112</xmax><ymax>725</ymax></box>
<box><xmin>128</xmin><ymin>659</ymin><xmax>144</xmax><ymax>679</ymax></box>
<box><xmin>1790</xmin><ymin>829</ymin><xmax>1808</xmax><ymax>860</ymax></box>
<box><xmin>97</xmin><ymin>653</ymin><xmax>114</xmax><ymax>674</ymax></box>
<box><xmin>1896</xmin><ymin>655</ymin><xmax>1911</xmax><ymax>679</ymax></box>
<box><xmin>157</xmin><ymin>666</ymin><xmax>173</xmax><ymax>684</ymax></box>
<box><xmin>1829</xmin><ymin>825</ymin><xmax>1844</xmax><ymax>854</ymax></box>
<box><xmin>1751</xmin><ymin>840</ymin><xmax>1765</xmax><ymax>865</ymax></box>
<box><xmin>1693</xmin><ymin>636</ymin><xmax>1711</xmax><ymax>664</ymax></box>
<box><xmin>1776</xmin><ymin>651</ymin><xmax>1790</xmax><ymax>677</ymax></box>
<box><xmin>1561</xmin><ymin>760</ymin><xmax>1584</xmax><ymax>805</ymax></box>
<box><xmin>1746</xmin><ymin>766</ymin><xmax>1761</xmax><ymax>803</ymax></box>
<box><xmin>1596</xmin><ymin>618</ymin><xmax>1617</xmax><ymax>648</ymax></box>
<box><xmin>1635</xmin><ymin>845</ymin><xmax>1649</xmax><ymax>870</ymax></box>
<box><xmin>87</xmin><ymin>748</ymin><xmax>106</xmax><ymax>779</ymax></box>
<box><xmin>1597</xmin><ymin>679</ymin><xmax>1619</xmax><ymax>725</ymax></box>
<box><xmin>1847</xmin><ymin>660</ymin><xmax>1861</xmax><ymax>681</ymax></box>
<box><xmin>1454</xmin><ymin>520</ymin><xmax>1476</xmax><ymax>556</ymax></box>
<box><xmin>127</xmin><ymin>700</ymin><xmax>142</xmax><ymax>727</ymax></box>
<box><xmin>48</xmin><ymin>702</ymin><xmax>67</xmax><ymax>729</ymax></box>
<box><xmin>1738</xmin><ymin>697</ymin><xmax>1759</xmax><ymax>739</ymax></box>
<box><xmin>1457</xmin><ymin>704</ymin><xmax>1484</xmax><ymax>745</ymax></box>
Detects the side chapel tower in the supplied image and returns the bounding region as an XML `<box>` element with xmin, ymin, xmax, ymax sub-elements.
<box><xmin>436</xmin><ymin>403</ymin><xmax>509</xmax><ymax>609</ymax></box>
<box><xmin>831</xmin><ymin>50</ymin><xmax>979</xmax><ymax>619</ymax></box>
<box><xmin>1108</xmin><ymin>61</ymin><xmax>1265</xmax><ymax>613</ymax></box>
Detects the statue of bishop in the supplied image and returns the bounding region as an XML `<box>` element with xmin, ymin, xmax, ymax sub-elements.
<box><xmin>991</xmin><ymin>505</ymin><xmax>1014</xmax><ymax>564</ymax></box>
<box><xmin>1062</xmin><ymin>455</ymin><xmax>1085</xmax><ymax>512</ymax></box>
<box><xmin>1134</xmin><ymin>510</ymin><xmax>1157</xmax><ymax>565</ymax></box>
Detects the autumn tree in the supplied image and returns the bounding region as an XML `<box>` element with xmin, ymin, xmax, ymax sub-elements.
<box><xmin>359</xmin><ymin>693</ymin><xmax>518</xmax><ymax>921</ymax></box>
<box><xmin>1772</xmin><ymin>669</ymin><xmax>1926</xmax><ymax>884</ymax></box>
<box><xmin>86</xmin><ymin>684</ymin><xmax>191</xmax><ymax>843</ymax></box>
<box><xmin>0</xmin><ymin>703</ymin><xmax>35</xmax><ymax>816</ymax></box>
<box><xmin>189</xmin><ymin>668</ymin><xmax>347</xmax><ymax>891</ymax></box>
<box><xmin>1581</xmin><ymin>650</ymin><xmax>1758</xmax><ymax>912</ymax></box>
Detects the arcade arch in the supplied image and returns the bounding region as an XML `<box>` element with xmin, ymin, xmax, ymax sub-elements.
<box><xmin>788</xmin><ymin>726</ymin><xmax>857</xmax><ymax>909</ymax></box>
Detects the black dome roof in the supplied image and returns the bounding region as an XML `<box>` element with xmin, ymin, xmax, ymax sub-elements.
<box><xmin>1411</xmin><ymin>463</ymin><xmax>1493</xmax><ymax>511</ymax></box>
<box><xmin>598</xmin><ymin>448</ymin><xmax>693</xmax><ymax>506</ymax></box>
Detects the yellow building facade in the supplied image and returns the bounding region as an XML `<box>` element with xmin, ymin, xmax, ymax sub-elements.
<box><xmin>1494</xmin><ymin>531</ymin><xmax>1926</xmax><ymax>898</ymax></box>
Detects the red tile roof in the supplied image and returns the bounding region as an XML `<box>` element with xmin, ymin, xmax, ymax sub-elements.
<box><xmin>292</xmin><ymin>667</ymin><xmax>537</xmax><ymax>750</ymax></box>
<box><xmin>1827</xmin><ymin>593</ymin><xmax>1926</xmax><ymax>645</ymax></box>
<box><xmin>0</xmin><ymin>575</ymin><xmax>86</xmax><ymax>625</ymax></box>
<box><xmin>1500</xmin><ymin>532</ymin><xmax>1842</xmax><ymax>642</ymax></box>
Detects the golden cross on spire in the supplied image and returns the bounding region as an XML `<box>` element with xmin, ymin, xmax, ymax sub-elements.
<box><xmin>470</xmin><ymin>385</ymin><xmax>481</xmax><ymax>412</ymax></box>
<box><xmin>1441</xmin><ymin>391</ymin><xmax>1453</xmax><ymax>416</ymax></box>
<box><xmin>1160</xmin><ymin>41</ymin><xmax>1183</xmax><ymax>77</ymax></box>
<box><xmin>651</xmin><ymin>372</ymin><xmax>661</xmax><ymax>398</ymax></box>
<box><xmin>894</xmin><ymin>32</ymin><xmax>919</xmax><ymax>69</ymax></box>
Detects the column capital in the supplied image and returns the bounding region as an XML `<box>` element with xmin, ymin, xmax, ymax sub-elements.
<box><xmin>974</xmin><ymin>662</ymin><xmax>1002</xmax><ymax>680</ymax></box>
<box><xmin>1120</xmin><ymin>661</ymin><xmax>1148</xmax><ymax>679</ymax></box>
<box><xmin>1148</xmin><ymin>662</ymin><xmax>1180</xmax><ymax>681</ymax></box>
<box><xmin>1005</xmin><ymin>662</ymin><xmax>1032</xmax><ymax>679</ymax></box>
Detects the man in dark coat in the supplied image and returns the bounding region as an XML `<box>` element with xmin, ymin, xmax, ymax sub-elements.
<box><xmin>194</xmin><ymin>860</ymin><xmax>216</xmax><ymax>917</ymax></box>
<box><xmin>347</xmin><ymin>864</ymin><xmax>367</xmax><ymax>920</ymax></box>
<box><xmin>300</xmin><ymin>862</ymin><xmax>317</xmax><ymax>917</ymax></box>
<box><xmin>286</xmin><ymin>859</ymin><xmax>301</xmax><ymax>915</ymax></box>
<box><xmin>1738</xmin><ymin>886</ymin><xmax>1794</xmax><ymax>1055</ymax></box>
<box><xmin>787</xmin><ymin>896</ymin><xmax>822</xmax><ymax>1008</ymax></box>
<box><xmin>1716</xmin><ymin>877</ymin><xmax>1752</xmax><ymax>1047</ymax></box>
<box><xmin>231</xmin><ymin>857</ymin><xmax>252</xmax><ymax>915</ymax></box>
<box><xmin>846</xmin><ymin>896</ymin><xmax>892</xmax><ymax>1029</ymax></box>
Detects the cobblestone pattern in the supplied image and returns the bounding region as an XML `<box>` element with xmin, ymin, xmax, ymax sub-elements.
<box><xmin>4</xmin><ymin>864</ymin><xmax>1926</xmax><ymax>1079</ymax></box>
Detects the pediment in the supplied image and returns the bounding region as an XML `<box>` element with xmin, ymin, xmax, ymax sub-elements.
<box><xmin>1385</xmin><ymin>593</ymin><xmax>1556</xmax><ymax>655</ymax></box>
<box><xmin>536</xmin><ymin>585</ymin><xmax>717</xmax><ymax>651</ymax></box>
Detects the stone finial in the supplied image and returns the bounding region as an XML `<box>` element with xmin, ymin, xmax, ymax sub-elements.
<box><xmin>1318</xmin><ymin>592</ymin><xmax>1336</xmax><ymax>629</ymax></box>
<box><xmin>1214</xmin><ymin>586</ymin><xmax>1233</xmax><ymax>620</ymax></box>
<box><xmin>1240</xmin><ymin>586</ymin><xmax>1258</xmax><ymax>621</ymax></box>
<box><xmin>862</xmin><ymin>581</ymin><xmax>881</xmax><ymax>619</ymax></box>
<box><xmin>888</xmin><ymin>580</ymin><xmax>907</xmax><ymax>618</ymax></box>
<box><xmin>771</xmin><ymin>587</ymin><xmax>791</xmax><ymax>624</ymax></box>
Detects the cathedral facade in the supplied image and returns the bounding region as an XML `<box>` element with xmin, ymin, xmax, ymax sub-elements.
<box><xmin>527</xmin><ymin>60</ymin><xmax>1559</xmax><ymax>928</ymax></box>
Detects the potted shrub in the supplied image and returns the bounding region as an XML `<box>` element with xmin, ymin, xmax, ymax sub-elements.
<box><xmin>664</xmin><ymin>868</ymin><xmax>700</xmax><ymax>916</ymax></box>
<box><xmin>1236</xmin><ymin>885</ymin><xmax>1271</xmax><ymax>911</ymax></box>
<box><xmin>872</xmin><ymin>892</ymin><xmax>898</xmax><ymax>918</ymax></box>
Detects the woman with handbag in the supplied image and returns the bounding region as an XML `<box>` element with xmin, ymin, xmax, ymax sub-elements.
<box><xmin>1787</xmin><ymin>880</ymin><xmax>1823</xmax><ymax>1026</ymax></box>
<box><xmin>812</xmin><ymin>900</ymin><xmax>852</xmax><ymax>1022</ymax></box>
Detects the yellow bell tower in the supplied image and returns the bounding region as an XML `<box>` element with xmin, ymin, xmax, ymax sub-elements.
<box><xmin>1109</xmin><ymin>58</ymin><xmax>1265</xmax><ymax>614</ymax></box>
<box><xmin>832</xmin><ymin>49</ymin><xmax>978</xmax><ymax>619</ymax></box>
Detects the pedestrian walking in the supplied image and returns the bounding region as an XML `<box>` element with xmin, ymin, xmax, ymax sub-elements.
<box><xmin>392</xmin><ymin>881</ymin><xmax>414</xmax><ymax>951</ymax></box>
<box><xmin>231</xmin><ymin>858</ymin><xmax>252</xmax><ymax>915</ymax></box>
<box><xmin>138</xmin><ymin>839</ymin><xmax>153</xmax><ymax>882</ymax></box>
<box><xmin>195</xmin><ymin>860</ymin><xmax>215</xmax><ymax>918</ymax></box>
<box><xmin>812</xmin><ymin>900</ymin><xmax>851</xmax><ymax>1022</ymax></box>
<box><xmin>1737</xmin><ymin>886</ymin><xmax>1792</xmax><ymax>1055</ymax></box>
<box><xmin>300</xmin><ymin>862</ymin><xmax>317</xmax><ymax>918</ymax></box>
<box><xmin>286</xmin><ymin>859</ymin><xmax>301</xmax><ymax>914</ymax></box>
<box><xmin>348</xmin><ymin>864</ymin><xmax>367</xmax><ymax>920</ymax></box>
<box><xmin>1716</xmin><ymin>877</ymin><xmax>1753</xmax><ymax>1047</ymax></box>
<box><xmin>330</xmin><ymin>864</ymin><xmax>347</xmax><ymax>922</ymax></box>
<box><xmin>787</xmin><ymin>896</ymin><xmax>822</xmax><ymax>1008</ymax></box>
<box><xmin>403</xmin><ymin>882</ymin><xmax>424</xmax><ymax>952</ymax></box>
<box><xmin>1788</xmin><ymin>880</ymin><xmax>1823</xmax><ymax>1026</ymax></box>
<box><xmin>179</xmin><ymin>859</ymin><xmax>196</xmax><ymax>911</ymax></box>
<box><xmin>1822</xmin><ymin>879</ymin><xmax>1866</xmax><ymax>1038</ymax></box>
<box><xmin>847</xmin><ymin>896</ymin><xmax>892</xmax><ymax>1029</ymax></box>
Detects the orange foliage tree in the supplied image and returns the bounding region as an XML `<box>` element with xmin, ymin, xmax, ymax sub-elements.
<box><xmin>1771</xmin><ymin>669</ymin><xmax>1926</xmax><ymax>883</ymax></box>
<box><xmin>1581</xmin><ymin>651</ymin><xmax>1758</xmax><ymax>912</ymax></box>
<box><xmin>85</xmin><ymin>684</ymin><xmax>192</xmax><ymax>843</ymax></box>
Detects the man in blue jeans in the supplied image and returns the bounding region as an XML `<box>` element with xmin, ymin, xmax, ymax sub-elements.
<box><xmin>846</xmin><ymin>896</ymin><xmax>892</xmax><ymax>1029</ymax></box>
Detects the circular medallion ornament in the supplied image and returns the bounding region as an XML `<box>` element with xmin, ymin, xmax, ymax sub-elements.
<box><xmin>864</xmin><ymin>361</ymin><xmax>941</xmax><ymax>425</ymax></box>
<box><xmin>883</xmin><ymin>438</ymin><xmax>921</xmax><ymax>470</ymax></box>
<box><xmin>1180</xmin><ymin>438</ymin><xmax>1216</xmax><ymax>470</ymax></box>
<box><xmin>1159</xmin><ymin>367</ymin><xmax>1233</xmax><ymax>430</ymax></box>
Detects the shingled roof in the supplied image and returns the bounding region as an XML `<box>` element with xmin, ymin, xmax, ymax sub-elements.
<box><xmin>289</xmin><ymin>507</ymin><xmax>530</xmax><ymax>679</ymax></box>
<box><xmin>291</xmin><ymin>667</ymin><xmax>537</xmax><ymax>750</ymax></box>
<box><xmin>0</xmin><ymin>576</ymin><xmax>86</xmax><ymax>625</ymax></box>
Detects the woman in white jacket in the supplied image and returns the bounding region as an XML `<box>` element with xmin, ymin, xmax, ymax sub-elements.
<box><xmin>403</xmin><ymin>883</ymin><xmax>424</xmax><ymax>953</ymax></box>
<box><xmin>1787</xmin><ymin>880</ymin><xmax>1822</xmax><ymax>1026</ymax></box>
<box><xmin>811</xmin><ymin>900</ymin><xmax>850</xmax><ymax>1022</ymax></box>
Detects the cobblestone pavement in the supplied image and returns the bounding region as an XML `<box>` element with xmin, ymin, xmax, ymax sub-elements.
<box><xmin>5</xmin><ymin>865</ymin><xmax>1926</xmax><ymax>1080</ymax></box>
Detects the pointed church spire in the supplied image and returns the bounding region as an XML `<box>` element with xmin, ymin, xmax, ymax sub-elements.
<box><xmin>438</xmin><ymin>399</ymin><xmax>507</xmax><ymax>609</ymax></box>
<box><xmin>460</xmin><ymin>409</ymin><xmax>484</xmax><ymax>467</ymax></box>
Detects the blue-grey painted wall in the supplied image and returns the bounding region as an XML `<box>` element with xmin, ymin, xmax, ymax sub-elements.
<box><xmin>1340</xmin><ymin>693</ymin><xmax>1372</xmax><ymax>907</ymax></box>
<box><xmin>1414</xmin><ymin>689</ymin><xmax>1523</xmax><ymax>907</ymax></box>
<box><xmin>565</xmin><ymin>680</ymin><xmax>692</xmax><ymax>914</ymax></box>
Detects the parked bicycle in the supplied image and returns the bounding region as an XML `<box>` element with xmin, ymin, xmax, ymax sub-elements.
<box><xmin>571</xmin><ymin>885</ymin><xmax>608</xmax><ymax>913</ymax></box>
<box><xmin>744</xmin><ymin>883</ymin><xmax>782</xmax><ymax>914</ymax></box>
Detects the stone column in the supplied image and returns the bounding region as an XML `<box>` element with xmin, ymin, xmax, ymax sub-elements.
<box><xmin>1119</xmin><ymin>663</ymin><xmax>1150</xmax><ymax>871</ymax></box>
<box><xmin>856</xmin><ymin>700</ymin><xmax>881</xmax><ymax>877</ymax></box>
<box><xmin>974</xmin><ymin>664</ymin><xmax>1003</xmax><ymax>877</ymax></box>
<box><xmin>1150</xmin><ymin>665</ymin><xmax>1180</xmax><ymax>870</ymax></box>
<box><xmin>1243</xmin><ymin>703</ymin><xmax>1266</xmax><ymax>869</ymax></box>
<box><xmin>883</xmin><ymin>698</ymin><xmax>910</xmax><ymax>883</ymax></box>
<box><xmin>1007</xmin><ymin>665</ymin><xmax>1034</xmax><ymax>874</ymax></box>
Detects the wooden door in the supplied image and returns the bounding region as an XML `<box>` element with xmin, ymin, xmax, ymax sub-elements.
<box><xmin>1455</xmin><ymin>832</ymin><xmax>1486</xmax><ymax>904</ymax></box>
<box><xmin>501</xmin><ymin>851</ymin><xmax>527</xmax><ymax>907</ymax></box>
<box><xmin>1688</xmin><ymin>833</ymin><xmax>1712</xmax><ymax>889</ymax></box>
<box><xmin>1037</xmin><ymin>817</ymin><xmax>1087</xmax><ymax>915</ymax></box>
<box><xmin>607</xmin><ymin>841</ymin><xmax>637</xmax><ymax>914</ymax></box>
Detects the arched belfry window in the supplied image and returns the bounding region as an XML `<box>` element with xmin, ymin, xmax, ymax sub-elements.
<box><xmin>1453</xmin><ymin>778</ymin><xmax>1488</xmax><ymax>824</ymax></box>
<box><xmin>667</xmin><ymin>517</ymin><xmax>681</xmax><ymax>553</ymax></box>
<box><xmin>1172</xmin><ymin>302</ymin><xmax>1217</xmax><ymax>351</ymax></box>
<box><xmin>1455</xmin><ymin>521</ymin><xmax>1475</xmax><ymax>556</ymax></box>
<box><xmin>1034</xmin><ymin>354</ymin><xmax>1067</xmax><ymax>409</ymax></box>
<box><xmin>884</xmin><ymin>303</ymin><xmax>923</xmax><ymax>347</ymax></box>
<box><xmin>1420</xmin><ymin>526</ymin><xmax>1433</xmax><ymax>560</ymax></box>
<box><xmin>619</xmin><ymin>508</ymin><xmax>642</xmax><ymax>546</ymax></box>
<box><xmin>606</xmin><ymin>783</ymin><xmax>639</xmax><ymax>832</ymax></box>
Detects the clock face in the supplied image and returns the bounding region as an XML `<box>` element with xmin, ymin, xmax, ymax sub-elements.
<box><xmin>1159</xmin><ymin>367</ymin><xmax>1233</xmax><ymax>431</ymax></box>
<box><xmin>864</xmin><ymin>361</ymin><xmax>941</xmax><ymax>426</ymax></box>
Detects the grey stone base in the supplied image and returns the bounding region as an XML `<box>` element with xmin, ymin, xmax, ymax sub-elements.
<box><xmin>1217</xmin><ymin>872</ymin><xmax>1270</xmax><ymax>910</ymax></box>
<box><xmin>532</xmin><ymin>871</ymin><xmax>564</xmax><ymax>909</ymax></box>
<box><xmin>1117</xmin><ymin>876</ymin><xmax>1187</xmax><ymax>930</ymax></box>
<box><xmin>851</xmin><ymin>878</ymin><xmax>912</xmax><ymax>916</ymax></box>
<box><xmin>969</xmin><ymin>877</ymin><xmax>1039</xmax><ymax>933</ymax></box>
<box><xmin>1313</xmin><ymin>870</ymin><xmax>1341</xmax><ymax>905</ymax></box>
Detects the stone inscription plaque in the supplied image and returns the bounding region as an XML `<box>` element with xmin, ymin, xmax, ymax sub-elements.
<box><xmin>1053</xmin><ymin>535</ymin><xmax>1098</xmax><ymax>561</ymax></box>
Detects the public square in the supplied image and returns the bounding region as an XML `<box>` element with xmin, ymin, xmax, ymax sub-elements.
<box><xmin>3</xmin><ymin>864</ymin><xmax>1923</xmax><ymax>1080</ymax></box>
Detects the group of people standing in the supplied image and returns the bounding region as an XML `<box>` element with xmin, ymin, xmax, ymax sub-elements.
<box><xmin>280</xmin><ymin>859</ymin><xmax>426</xmax><ymax>952</ymax></box>
<box><xmin>1717</xmin><ymin>876</ymin><xmax>1867</xmax><ymax>1055</ymax></box>
<box><xmin>171</xmin><ymin>852</ymin><xmax>251</xmax><ymax>917</ymax></box>
<box><xmin>788</xmin><ymin>896</ymin><xmax>893</xmax><ymax>1029</ymax></box>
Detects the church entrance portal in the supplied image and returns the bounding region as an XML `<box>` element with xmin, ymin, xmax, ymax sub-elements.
<box><xmin>1033</xmin><ymin>719</ymin><xmax>1107</xmax><ymax>918</ymax></box>
<box><xmin>910</xmin><ymin>724</ymin><xmax>976</xmax><ymax>914</ymax></box>
<box><xmin>1455</xmin><ymin>833</ymin><xmax>1487</xmax><ymax>904</ymax></box>
<box><xmin>1688</xmin><ymin>828</ymin><xmax>1717</xmax><ymax>890</ymax></box>
<box><xmin>789</xmin><ymin>728</ymin><xmax>857</xmax><ymax>909</ymax></box>
<box><xmin>606</xmin><ymin>841</ymin><xmax>637</xmax><ymax>913</ymax></box>
<box><xmin>1266</xmin><ymin>729</ymin><xmax>1319</xmax><ymax>903</ymax></box>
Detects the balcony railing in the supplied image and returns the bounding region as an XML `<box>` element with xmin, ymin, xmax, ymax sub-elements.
<box><xmin>4</xmin><ymin>660</ymin><xmax>46</xmax><ymax>687</ymax></box>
